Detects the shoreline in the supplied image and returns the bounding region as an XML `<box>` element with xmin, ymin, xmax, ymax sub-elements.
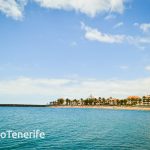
<box><xmin>0</xmin><ymin>104</ymin><xmax>47</xmax><ymax>107</ymax></box>
<box><xmin>0</xmin><ymin>104</ymin><xmax>150</xmax><ymax>111</ymax></box>
<box><xmin>49</xmin><ymin>105</ymin><xmax>150</xmax><ymax>111</ymax></box>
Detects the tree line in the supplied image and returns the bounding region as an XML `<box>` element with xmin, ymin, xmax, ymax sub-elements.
<box><xmin>49</xmin><ymin>95</ymin><xmax>150</xmax><ymax>106</ymax></box>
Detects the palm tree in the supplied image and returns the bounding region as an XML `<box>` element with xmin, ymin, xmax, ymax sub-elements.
<box><xmin>80</xmin><ymin>98</ymin><xmax>84</xmax><ymax>105</ymax></box>
<box><xmin>102</xmin><ymin>98</ymin><xmax>106</xmax><ymax>105</ymax></box>
<box><xmin>66</xmin><ymin>98</ymin><xmax>70</xmax><ymax>106</ymax></box>
<box><xmin>57</xmin><ymin>98</ymin><xmax>64</xmax><ymax>105</ymax></box>
<box><xmin>84</xmin><ymin>99</ymin><xmax>89</xmax><ymax>105</ymax></box>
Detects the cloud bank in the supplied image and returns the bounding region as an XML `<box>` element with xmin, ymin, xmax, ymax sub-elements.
<box><xmin>0</xmin><ymin>0</ymin><xmax>127</xmax><ymax>19</ymax></box>
<box><xmin>0</xmin><ymin>77</ymin><xmax>150</xmax><ymax>104</ymax></box>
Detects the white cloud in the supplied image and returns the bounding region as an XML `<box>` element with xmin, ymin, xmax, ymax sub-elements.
<box><xmin>140</xmin><ymin>23</ymin><xmax>150</xmax><ymax>33</ymax></box>
<box><xmin>128</xmin><ymin>36</ymin><xmax>150</xmax><ymax>48</ymax></box>
<box><xmin>0</xmin><ymin>77</ymin><xmax>71</xmax><ymax>95</ymax></box>
<box><xmin>0</xmin><ymin>0</ymin><xmax>127</xmax><ymax>19</ymax></box>
<box><xmin>145</xmin><ymin>66</ymin><xmax>150</xmax><ymax>71</ymax></box>
<box><xmin>0</xmin><ymin>0</ymin><xmax>27</xmax><ymax>20</ymax></box>
<box><xmin>81</xmin><ymin>22</ymin><xmax>150</xmax><ymax>46</ymax></box>
<box><xmin>81</xmin><ymin>22</ymin><xmax>125</xmax><ymax>43</ymax></box>
<box><xmin>113</xmin><ymin>22</ymin><xmax>124</xmax><ymax>28</ymax></box>
<box><xmin>0</xmin><ymin>76</ymin><xmax>150</xmax><ymax>104</ymax></box>
<box><xmin>34</xmin><ymin>0</ymin><xmax>126</xmax><ymax>17</ymax></box>
<box><xmin>104</xmin><ymin>14</ymin><xmax>116</xmax><ymax>20</ymax></box>
<box><xmin>134</xmin><ymin>22</ymin><xmax>150</xmax><ymax>33</ymax></box>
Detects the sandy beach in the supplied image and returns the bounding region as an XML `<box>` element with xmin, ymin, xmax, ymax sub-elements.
<box><xmin>49</xmin><ymin>105</ymin><xmax>150</xmax><ymax>111</ymax></box>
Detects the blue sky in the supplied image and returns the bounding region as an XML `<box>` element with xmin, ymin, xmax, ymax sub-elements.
<box><xmin>0</xmin><ymin>0</ymin><xmax>150</xmax><ymax>104</ymax></box>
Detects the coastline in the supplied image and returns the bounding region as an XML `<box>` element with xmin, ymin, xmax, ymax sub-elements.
<box><xmin>1</xmin><ymin>104</ymin><xmax>149</xmax><ymax>111</ymax></box>
<box><xmin>49</xmin><ymin>105</ymin><xmax>150</xmax><ymax>111</ymax></box>
<box><xmin>0</xmin><ymin>104</ymin><xmax>47</xmax><ymax>107</ymax></box>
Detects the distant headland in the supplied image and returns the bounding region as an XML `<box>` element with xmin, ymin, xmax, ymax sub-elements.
<box><xmin>0</xmin><ymin>104</ymin><xmax>48</xmax><ymax>107</ymax></box>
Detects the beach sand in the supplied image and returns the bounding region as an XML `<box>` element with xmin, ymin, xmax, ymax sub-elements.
<box><xmin>49</xmin><ymin>105</ymin><xmax>150</xmax><ymax>111</ymax></box>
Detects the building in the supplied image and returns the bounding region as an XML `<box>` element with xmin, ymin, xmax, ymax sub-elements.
<box><xmin>142</xmin><ymin>95</ymin><xmax>150</xmax><ymax>105</ymax></box>
<box><xmin>108</xmin><ymin>97</ymin><xmax>119</xmax><ymax>105</ymax></box>
<box><xmin>127</xmin><ymin>96</ymin><xmax>141</xmax><ymax>105</ymax></box>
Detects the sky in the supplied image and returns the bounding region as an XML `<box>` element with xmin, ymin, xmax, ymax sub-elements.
<box><xmin>0</xmin><ymin>0</ymin><xmax>150</xmax><ymax>104</ymax></box>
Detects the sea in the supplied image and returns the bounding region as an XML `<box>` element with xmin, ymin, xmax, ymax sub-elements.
<box><xmin>0</xmin><ymin>107</ymin><xmax>150</xmax><ymax>150</ymax></box>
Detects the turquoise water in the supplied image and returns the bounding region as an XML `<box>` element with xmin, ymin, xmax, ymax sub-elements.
<box><xmin>0</xmin><ymin>107</ymin><xmax>150</xmax><ymax>150</ymax></box>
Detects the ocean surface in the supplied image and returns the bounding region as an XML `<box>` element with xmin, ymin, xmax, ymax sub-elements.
<box><xmin>0</xmin><ymin>107</ymin><xmax>150</xmax><ymax>150</ymax></box>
